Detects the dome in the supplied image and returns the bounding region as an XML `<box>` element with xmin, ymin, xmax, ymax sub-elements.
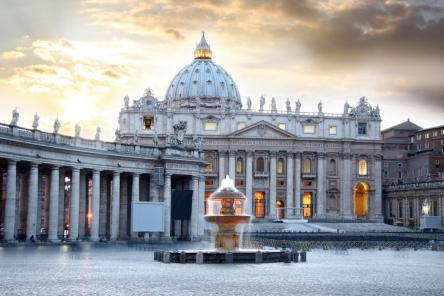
<box><xmin>165</xmin><ymin>33</ymin><xmax>242</xmax><ymax>110</ymax></box>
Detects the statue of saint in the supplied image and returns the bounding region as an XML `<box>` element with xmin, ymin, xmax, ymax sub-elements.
<box><xmin>95</xmin><ymin>126</ymin><xmax>101</xmax><ymax>141</ymax></box>
<box><xmin>153</xmin><ymin>132</ymin><xmax>159</xmax><ymax>146</ymax></box>
<box><xmin>115</xmin><ymin>128</ymin><xmax>120</xmax><ymax>142</ymax></box>
<box><xmin>53</xmin><ymin>117</ymin><xmax>60</xmax><ymax>134</ymax></box>
<box><xmin>247</xmin><ymin>96</ymin><xmax>252</xmax><ymax>111</ymax></box>
<box><xmin>343</xmin><ymin>101</ymin><xmax>350</xmax><ymax>115</ymax></box>
<box><xmin>286</xmin><ymin>98</ymin><xmax>291</xmax><ymax>113</ymax></box>
<box><xmin>75</xmin><ymin>123</ymin><xmax>81</xmax><ymax>137</ymax></box>
<box><xmin>295</xmin><ymin>99</ymin><xmax>301</xmax><ymax>114</ymax></box>
<box><xmin>124</xmin><ymin>94</ymin><xmax>129</xmax><ymax>108</ymax></box>
<box><xmin>271</xmin><ymin>97</ymin><xmax>277</xmax><ymax>112</ymax></box>
<box><xmin>318</xmin><ymin>100</ymin><xmax>323</xmax><ymax>114</ymax></box>
<box><xmin>32</xmin><ymin>113</ymin><xmax>40</xmax><ymax>130</ymax></box>
<box><xmin>10</xmin><ymin>108</ymin><xmax>19</xmax><ymax>126</ymax></box>
<box><xmin>259</xmin><ymin>95</ymin><xmax>265</xmax><ymax>111</ymax></box>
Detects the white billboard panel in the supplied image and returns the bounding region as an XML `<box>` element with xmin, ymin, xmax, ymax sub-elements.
<box><xmin>131</xmin><ymin>202</ymin><xmax>164</xmax><ymax>232</ymax></box>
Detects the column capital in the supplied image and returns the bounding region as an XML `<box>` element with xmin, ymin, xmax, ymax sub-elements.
<box><xmin>246</xmin><ymin>150</ymin><xmax>254</xmax><ymax>157</ymax></box>
<box><xmin>374</xmin><ymin>154</ymin><xmax>383</xmax><ymax>161</ymax></box>
<box><xmin>340</xmin><ymin>152</ymin><xmax>353</xmax><ymax>160</ymax></box>
<box><xmin>270</xmin><ymin>151</ymin><xmax>277</xmax><ymax>157</ymax></box>
<box><xmin>8</xmin><ymin>159</ymin><xmax>17</xmax><ymax>165</ymax></box>
<box><xmin>286</xmin><ymin>151</ymin><xmax>294</xmax><ymax>158</ymax></box>
<box><xmin>229</xmin><ymin>150</ymin><xmax>236</xmax><ymax>157</ymax></box>
<box><xmin>294</xmin><ymin>151</ymin><xmax>302</xmax><ymax>158</ymax></box>
<box><xmin>71</xmin><ymin>167</ymin><xmax>81</xmax><ymax>173</ymax></box>
<box><xmin>218</xmin><ymin>150</ymin><xmax>228</xmax><ymax>155</ymax></box>
<box><xmin>192</xmin><ymin>175</ymin><xmax>199</xmax><ymax>181</ymax></box>
<box><xmin>132</xmin><ymin>172</ymin><xmax>141</xmax><ymax>177</ymax></box>
<box><xmin>165</xmin><ymin>171</ymin><xmax>173</xmax><ymax>177</ymax></box>
<box><xmin>318</xmin><ymin>152</ymin><xmax>326</xmax><ymax>159</ymax></box>
<box><xmin>30</xmin><ymin>162</ymin><xmax>40</xmax><ymax>169</ymax></box>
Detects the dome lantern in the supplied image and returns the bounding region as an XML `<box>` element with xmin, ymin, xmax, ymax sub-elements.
<box><xmin>194</xmin><ymin>31</ymin><xmax>212</xmax><ymax>59</ymax></box>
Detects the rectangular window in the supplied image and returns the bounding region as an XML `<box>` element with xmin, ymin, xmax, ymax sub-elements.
<box><xmin>409</xmin><ymin>200</ymin><xmax>414</xmax><ymax>219</ymax></box>
<box><xmin>417</xmin><ymin>134</ymin><xmax>422</xmax><ymax>140</ymax></box>
<box><xmin>425</xmin><ymin>133</ymin><xmax>429</xmax><ymax>139</ymax></box>
<box><xmin>235</xmin><ymin>179</ymin><xmax>244</xmax><ymax>186</ymax></box>
<box><xmin>410</xmin><ymin>137</ymin><xmax>414</xmax><ymax>143</ymax></box>
<box><xmin>303</xmin><ymin>124</ymin><xmax>315</xmax><ymax>134</ymax></box>
<box><xmin>358</xmin><ymin>122</ymin><xmax>367</xmax><ymax>135</ymax></box>
<box><xmin>205</xmin><ymin>178</ymin><xmax>214</xmax><ymax>186</ymax></box>
<box><xmin>433</xmin><ymin>131</ymin><xmax>438</xmax><ymax>137</ymax></box>
<box><xmin>398</xmin><ymin>200</ymin><xmax>403</xmax><ymax>218</ymax></box>
<box><xmin>442</xmin><ymin>129</ymin><xmax>444</xmax><ymax>135</ymax></box>
<box><xmin>358</xmin><ymin>159</ymin><xmax>368</xmax><ymax>176</ymax></box>
<box><xmin>329</xmin><ymin>125</ymin><xmax>337</xmax><ymax>135</ymax></box>
<box><xmin>277</xmin><ymin>180</ymin><xmax>285</xmax><ymax>187</ymax></box>
<box><xmin>432</xmin><ymin>200</ymin><xmax>439</xmax><ymax>216</ymax></box>
<box><xmin>204</xmin><ymin>121</ymin><xmax>218</xmax><ymax>131</ymax></box>
<box><xmin>255</xmin><ymin>192</ymin><xmax>265</xmax><ymax>218</ymax></box>
<box><xmin>237</xmin><ymin>122</ymin><xmax>246</xmax><ymax>130</ymax></box>
<box><xmin>277</xmin><ymin>123</ymin><xmax>286</xmax><ymax>130</ymax></box>
<box><xmin>143</xmin><ymin>116</ymin><xmax>154</xmax><ymax>130</ymax></box>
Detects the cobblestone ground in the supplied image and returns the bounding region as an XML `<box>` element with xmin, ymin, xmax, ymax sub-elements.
<box><xmin>0</xmin><ymin>245</ymin><xmax>443</xmax><ymax>296</ymax></box>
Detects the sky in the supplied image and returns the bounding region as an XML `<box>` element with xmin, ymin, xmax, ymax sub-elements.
<box><xmin>0</xmin><ymin>0</ymin><xmax>443</xmax><ymax>140</ymax></box>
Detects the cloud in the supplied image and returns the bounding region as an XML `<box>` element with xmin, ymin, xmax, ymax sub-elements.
<box><xmin>1</xmin><ymin>50</ymin><xmax>25</xmax><ymax>60</ymax></box>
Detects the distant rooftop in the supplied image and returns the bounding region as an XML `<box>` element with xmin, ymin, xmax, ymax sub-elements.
<box><xmin>382</xmin><ymin>119</ymin><xmax>422</xmax><ymax>133</ymax></box>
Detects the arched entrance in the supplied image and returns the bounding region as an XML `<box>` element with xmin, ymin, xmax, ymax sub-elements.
<box><xmin>354</xmin><ymin>181</ymin><xmax>369</xmax><ymax>217</ymax></box>
<box><xmin>276</xmin><ymin>200</ymin><xmax>284</xmax><ymax>220</ymax></box>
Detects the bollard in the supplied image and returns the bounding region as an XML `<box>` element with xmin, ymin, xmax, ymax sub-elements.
<box><xmin>196</xmin><ymin>251</ymin><xmax>204</xmax><ymax>264</ymax></box>
<box><xmin>180</xmin><ymin>251</ymin><xmax>187</xmax><ymax>264</ymax></box>
<box><xmin>255</xmin><ymin>251</ymin><xmax>263</xmax><ymax>264</ymax></box>
<box><xmin>300</xmin><ymin>251</ymin><xmax>307</xmax><ymax>262</ymax></box>
<box><xmin>162</xmin><ymin>251</ymin><xmax>170</xmax><ymax>263</ymax></box>
<box><xmin>284</xmin><ymin>250</ymin><xmax>292</xmax><ymax>263</ymax></box>
<box><xmin>225</xmin><ymin>252</ymin><xmax>234</xmax><ymax>264</ymax></box>
<box><xmin>293</xmin><ymin>251</ymin><xmax>299</xmax><ymax>263</ymax></box>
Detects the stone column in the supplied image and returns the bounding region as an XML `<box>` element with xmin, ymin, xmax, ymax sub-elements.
<box><xmin>4</xmin><ymin>160</ymin><xmax>17</xmax><ymax>241</ymax></box>
<box><xmin>198</xmin><ymin>175</ymin><xmax>205</xmax><ymax>236</ymax></box>
<box><xmin>374</xmin><ymin>154</ymin><xmax>383</xmax><ymax>221</ymax></box>
<box><xmin>132</xmin><ymin>173</ymin><xmax>140</xmax><ymax>203</ymax></box>
<box><xmin>342</xmin><ymin>153</ymin><xmax>353</xmax><ymax>218</ymax></box>
<box><xmin>269</xmin><ymin>152</ymin><xmax>277</xmax><ymax>219</ymax></box>
<box><xmin>58</xmin><ymin>169</ymin><xmax>65</xmax><ymax>238</ymax></box>
<box><xmin>294</xmin><ymin>153</ymin><xmax>302</xmax><ymax>218</ymax></box>
<box><xmin>48</xmin><ymin>165</ymin><xmax>60</xmax><ymax>241</ymax></box>
<box><xmin>69</xmin><ymin>168</ymin><xmax>80</xmax><ymax>241</ymax></box>
<box><xmin>286</xmin><ymin>152</ymin><xmax>294</xmax><ymax>218</ymax></box>
<box><xmin>99</xmin><ymin>174</ymin><xmax>108</xmax><ymax>237</ymax></box>
<box><xmin>90</xmin><ymin>170</ymin><xmax>101</xmax><ymax>241</ymax></box>
<box><xmin>316</xmin><ymin>153</ymin><xmax>326</xmax><ymax>217</ymax></box>
<box><xmin>229</xmin><ymin>151</ymin><xmax>236</xmax><ymax>180</ymax></box>
<box><xmin>119</xmin><ymin>175</ymin><xmax>128</xmax><ymax>239</ymax></box>
<box><xmin>190</xmin><ymin>175</ymin><xmax>199</xmax><ymax>239</ymax></box>
<box><xmin>162</xmin><ymin>173</ymin><xmax>172</xmax><ymax>239</ymax></box>
<box><xmin>78</xmin><ymin>171</ymin><xmax>87</xmax><ymax>238</ymax></box>
<box><xmin>110</xmin><ymin>172</ymin><xmax>120</xmax><ymax>240</ymax></box>
<box><xmin>149</xmin><ymin>174</ymin><xmax>160</xmax><ymax>241</ymax></box>
<box><xmin>26</xmin><ymin>163</ymin><xmax>39</xmax><ymax>239</ymax></box>
<box><xmin>245</xmin><ymin>151</ymin><xmax>253</xmax><ymax>216</ymax></box>
<box><xmin>218</xmin><ymin>150</ymin><xmax>226</xmax><ymax>185</ymax></box>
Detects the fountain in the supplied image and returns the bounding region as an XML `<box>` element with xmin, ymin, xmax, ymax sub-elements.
<box><xmin>155</xmin><ymin>176</ymin><xmax>296</xmax><ymax>264</ymax></box>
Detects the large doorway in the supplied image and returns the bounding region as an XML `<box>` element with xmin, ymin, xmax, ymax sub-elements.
<box><xmin>254</xmin><ymin>191</ymin><xmax>265</xmax><ymax>218</ymax></box>
<box><xmin>302</xmin><ymin>192</ymin><xmax>313</xmax><ymax>218</ymax></box>
<box><xmin>354</xmin><ymin>181</ymin><xmax>369</xmax><ymax>217</ymax></box>
<box><xmin>276</xmin><ymin>200</ymin><xmax>285</xmax><ymax>220</ymax></box>
<box><xmin>171</xmin><ymin>175</ymin><xmax>192</xmax><ymax>240</ymax></box>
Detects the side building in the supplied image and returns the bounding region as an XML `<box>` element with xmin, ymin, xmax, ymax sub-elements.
<box><xmin>382</xmin><ymin>121</ymin><xmax>444</xmax><ymax>228</ymax></box>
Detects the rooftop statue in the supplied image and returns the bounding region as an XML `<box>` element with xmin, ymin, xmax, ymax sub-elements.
<box><xmin>32</xmin><ymin>113</ymin><xmax>40</xmax><ymax>130</ymax></box>
<box><xmin>286</xmin><ymin>98</ymin><xmax>291</xmax><ymax>113</ymax></box>
<box><xmin>95</xmin><ymin>126</ymin><xmax>101</xmax><ymax>141</ymax></box>
<box><xmin>344</xmin><ymin>101</ymin><xmax>350</xmax><ymax>115</ymax></box>
<box><xmin>10</xmin><ymin>108</ymin><xmax>19</xmax><ymax>126</ymax></box>
<box><xmin>193</xmin><ymin>135</ymin><xmax>203</xmax><ymax>151</ymax></box>
<box><xmin>259</xmin><ymin>95</ymin><xmax>265</xmax><ymax>111</ymax></box>
<box><xmin>115</xmin><ymin>128</ymin><xmax>120</xmax><ymax>142</ymax></box>
<box><xmin>124</xmin><ymin>94</ymin><xmax>129</xmax><ymax>108</ymax></box>
<box><xmin>53</xmin><ymin>117</ymin><xmax>60</xmax><ymax>134</ymax></box>
<box><xmin>295</xmin><ymin>99</ymin><xmax>301</xmax><ymax>114</ymax></box>
<box><xmin>318</xmin><ymin>100</ymin><xmax>323</xmax><ymax>114</ymax></box>
<box><xmin>246</xmin><ymin>96</ymin><xmax>252</xmax><ymax>111</ymax></box>
<box><xmin>75</xmin><ymin>123</ymin><xmax>81</xmax><ymax>137</ymax></box>
<box><xmin>271</xmin><ymin>97</ymin><xmax>277</xmax><ymax>112</ymax></box>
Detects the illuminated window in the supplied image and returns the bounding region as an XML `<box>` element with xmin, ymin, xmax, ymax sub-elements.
<box><xmin>205</xmin><ymin>155</ymin><xmax>214</xmax><ymax>172</ymax></box>
<box><xmin>235</xmin><ymin>179</ymin><xmax>244</xmax><ymax>186</ymax></box>
<box><xmin>277</xmin><ymin>158</ymin><xmax>284</xmax><ymax>174</ymax></box>
<box><xmin>255</xmin><ymin>192</ymin><xmax>265</xmax><ymax>218</ymax></box>
<box><xmin>442</xmin><ymin>129</ymin><xmax>444</xmax><ymax>135</ymax></box>
<box><xmin>432</xmin><ymin>131</ymin><xmax>437</xmax><ymax>137</ymax></box>
<box><xmin>277</xmin><ymin>180</ymin><xmax>285</xmax><ymax>187</ymax></box>
<box><xmin>302</xmin><ymin>192</ymin><xmax>312</xmax><ymax>218</ymax></box>
<box><xmin>277</xmin><ymin>123</ymin><xmax>286</xmax><ymax>130</ymax></box>
<box><xmin>276</xmin><ymin>200</ymin><xmax>285</xmax><ymax>219</ymax></box>
<box><xmin>358</xmin><ymin>159</ymin><xmax>368</xmax><ymax>176</ymax></box>
<box><xmin>256</xmin><ymin>157</ymin><xmax>265</xmax><ymax>172</ymax></box>
<box><xmin>329</xmin><ymin>125</ymin><xmax>337</xmax><ymax>135</ymax></box>
<box><xmin>303</xmin><ymin>124</ymin><xmax>315</xmax><ymax>134</ymax></box>
<box><xmin>303</xmin><ymin>158</ymin><xmax>311</xmax><ymax>173</ymax></box>
<box><xmin>204</xmin><ymin>120</ymin><xmax>217</xmax><ymax>131</ymax></box>
<box><xmin>358</xmin><ymin>122</ymin><xmax>367</xmax><ymax>135</ymax></box>
<box><xmin>425</xmin><ymin>133</ymin><xmax>429</xmax><ymax>139</ymax></box>
<box><xmin>237</xmin><ymin>122</ymin><xmax>246</xmax><ymax>130</ymax></box>
<box><xmin>143</xmin><ymin>116</ymin><xmax>154</xmax><ymax>130</ymax></box>
<box><xmin>205</xmin><ymin>178</ymin><xmax>214</xmax><ymax>186</ymax></box>
<box><xmin>236</xmin><ymin>157</ymin><xmax>243</xmax><ymax>174</ymax></box>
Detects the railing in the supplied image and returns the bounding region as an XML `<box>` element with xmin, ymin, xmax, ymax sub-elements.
<box><xmin>385</xmin><ymin>180</ymin><xmax>444</xmax><ymax>191</ymax></box>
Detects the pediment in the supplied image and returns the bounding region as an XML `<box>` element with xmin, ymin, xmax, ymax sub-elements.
<box><xmin>228</xmin><ymin>121</ymin><xmax>296</xmax><ymax>139</ymax></box>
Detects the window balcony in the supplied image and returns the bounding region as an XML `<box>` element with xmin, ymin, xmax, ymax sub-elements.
<box><xmin>254</xmin><ymin>171</ymin><xmax>269</xmax><ymax>178</ymax></box>
<box><xmin>302</xmin><ymin>172</ymin><xmax>316</xmax><ymax>179</ymax></box>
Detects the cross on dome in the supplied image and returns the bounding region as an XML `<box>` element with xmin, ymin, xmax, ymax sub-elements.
<box><xmin>194</xmin><ymin>31</ymin><xmax>212</xmax><ymax>59</ymax></box>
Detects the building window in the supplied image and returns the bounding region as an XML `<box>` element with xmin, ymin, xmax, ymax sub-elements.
<box><xmin>205</xmin><ymin>155</ymin><xmax>215</xmax><ymax>172</ymax></box>
<box><xmin>205</xmin><ymin>178</ymin><xmax>214</xmax><ymax>186</ymax></box>
<box><xmin>256</xmin><ymin>157</ymin><xmax>265</xmax><ymax>172</ymax></box>
<box><xmin>277</xmin><ymin>123</ymin><xmax>286</xmax><ymax>130</ymax></box>
<box><xmin>303</xmin><ymin>158</ymin><xmax>312</xmax><ymax>174</ymax></box>
<box><xmin>328</xmin><ymin>159</ymin><xmax>336</xmax><ymax>175</ymax></box>
<box><xmin>277</xmin><ymin>158</ymin><xmax>284</xmax><ymax>174</ymax></box>
<box><xmin>425</xmin><ymin>133</ymin><xmax>429</xmax><ymax>139</ymax></box>
<box><xmin>442</xmin><ymin>129</ymin><xmax>444</xmax><ymax>135</ymax></box>
<box><xmin>408</xmin><ymin>200</ymin><xmax>414</xmax><ymax>219</ymax></box>
<box><xmin>236</xmin><ymin>157</ymin><xmax>243</xmax><ymax>174</ymax></box>
<box><xmin>303</xmin><ymin>124</ymin><xmax>315</xmax><ymax>134</ymax></box>
<box><xmin>410</xmin><ymin>137</ymin><xmax>414</xmax><ymax>143</ymax></box>
<box><xmin>143</xmin><ymin>116</ymin><xmax>154</xmax><ymax>130</ymax></box>
<box><xmin>277</xmin><ymin>180</ymin><xmax>285</xmax><ymax>187</ymax></box>
<box><xmin>204</xmin><ymin>120</ymin><xmax>218</xmax><ymax>131</ymax></box>
<box><xmin>433</xmin><ymin>131</ymin><xmax>438</xmax><ymax>137</ymax></box>
<box><xmin>235</xmin><ymin>179</ymin><xmax>244</xmax><ymax>187</ymax></box>
<box><xmin>398</xmin><ymin>200</ymin><xmax>403</xmax><ymax>218</ymax></box>
<box><xmin>329</xmin><ymin>125</ymin><xmax>337</xmax><ymax>135</ymax></box>
<box><xmin>417</xmin><ymin>134</ymin><xmax>422</xmax><ymax>140</ymax></box>
<box><xmin>255</xmin><ymin>192</ymin><xmax>265</xmax><ymax>218</ymax></box>
<box><xmin>432</xmin><ymin>200</ymin><xmax>439</xmax><ymax>216</ymax></box>
<box><xmin>237</xmin><ymin>122</ymin><xmax>246</xmax><ymax>130</ymax></box>
<box><xmin>358</xmin><ymin>122</ymin><xmax>367</xmax><ymax>135</ymax></box>
<box><xmin>358</xmin><ymin>159</ymin><xmax>368</xmax><ymax>176</ymax></box>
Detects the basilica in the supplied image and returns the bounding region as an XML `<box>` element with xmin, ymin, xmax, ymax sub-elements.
<box><xmin>0</xmin><ymin>33</ymin><xmax>383</xmax><ymax>242</ymax></box>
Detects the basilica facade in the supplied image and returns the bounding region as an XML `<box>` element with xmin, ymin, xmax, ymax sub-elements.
<box><xmin>0</xmin><ymin>33</ymin><xmax>383</xmax><ymax>242</ymax></box>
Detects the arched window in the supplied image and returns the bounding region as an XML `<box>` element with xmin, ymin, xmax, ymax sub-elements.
<box><xmin>256</xmin><ymin>157</ymin><xmax>265</xmax><ymax>172</ymax></box>
<box><xmin>328</xmin><ymin>159</ymin><xmax>336</xmax><ymax>175</ymax></box>
<box><xmin>255</xmin><ymin>192</ymin><xmax>265</xmax><ymax>218</ymax></box>
<box><xmin>277</xmin><ymin>158</ymin><xmax>284</xmax><ymax>174</ymax></box>
<box><xmin>236</xmin><ymin>157</ymin><xmax>243</xmax><ymax>174</ymax></box>
<box><xmin>358</xmin><ymin>159</ymin><xmax>368</xmax><ymax>176</ymax></box>
<box><xmin>303</xmin><ymin>158</ymin><xmax>311</xmax><ymax>174</ymax></box>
